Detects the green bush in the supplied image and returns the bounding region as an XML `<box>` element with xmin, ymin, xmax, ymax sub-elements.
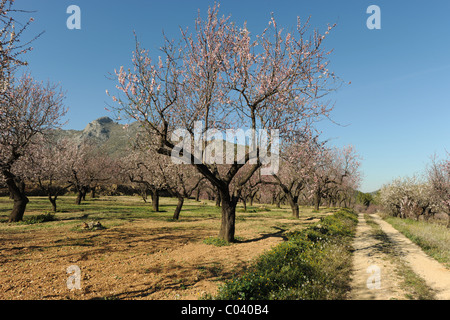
<box><xmin>22</xmin><ymin>213</ymin><xmax>57</xmax><ymax>224</ymax></box>
<box><xmin>214</xmin><ymin>208</ymin><xmax>358</xmax><ymax>300</ymax></box>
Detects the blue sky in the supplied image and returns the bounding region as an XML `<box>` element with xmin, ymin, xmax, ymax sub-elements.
<box><xmin>15</xmin><ymin>0</ymin><xmax>450</xmax><ymax>192</ymax></box>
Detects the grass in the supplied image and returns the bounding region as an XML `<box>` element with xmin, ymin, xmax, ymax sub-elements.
<box><xmin>364</xmin><ymin>214</ymin><xmax>436</xmax><ymax>300</ymax></box>
<box><xmin>19</xmin><ymin>212</ymin><xmax>57</xmax><ymax>224</ymax></box>
<box><xmin>0</xmin><ymin>195</ymin><xmax>219</xmax><ymax>226</ymax></box>
<box><xmin>384</xmin><ymin>217</ymin><xmax>450</xmax><ymax>269</ymax></box>
<box><xmin>212</xmin><ymin>208</ymin><xmax>358</xmax><ymax>300</ymax></box>
<box><xmin>0</xmin><ymin>194</ymin><xmax>338</xmax><ymax>300</ymax></box>
<box><xmin>0</xmin><ymin>195</ymin><xmax>331</xmax><ymax>240</ymax></box>
<box><xmin>203</xmin><ymin>237</ymin><xmax>231</xmax><ymax>247</ymax></box>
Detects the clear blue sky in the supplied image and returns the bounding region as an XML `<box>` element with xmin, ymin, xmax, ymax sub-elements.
<box><xmin>15</xmin><ymin>0</ymin><xmax>450</xmax><ymax>193</ymax></box>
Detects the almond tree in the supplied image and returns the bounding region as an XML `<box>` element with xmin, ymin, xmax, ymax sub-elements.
<box><xmin>1</xmin><ymin>2</ymin><xmax>64</xmax><ymax>221</ymax></box>
<box><xmin>257</xmin><ymin>180</ymin><xmax>281</xmax><ymax>206</ymax></box>
<box><xmin>1</xmin><ymin>0</ymin><xmax>41</xmax><ymax>95</ymax></box>
<box><xmin>157</xmin><ymin>160</ymin><xmax>204</xmax><ymax>220</ymax></box>
<box><xmin>308</xmin><ymin>145</ymin><xmax>361</xmax><ymax>211</ymax></box>
<box><xmin>379</xmin><ymin>176</ymin><xmax>434</xmax><ymax>220</ymax></box>
<box><xmin>121</xmin><ymin>143</ymin><xmax>167</xmax><ymax>212</ymax></box>
<box><xmin>237</xmin><ymin>169</ymin><xmax>261</xmax><ymax>211</ymax></box>
<box><xmin>263</xmin><ymin>136</ymin><xmax>320</xmax><ymax>217</ymax></box>
<box><xmin>0</xmin><ymin>75</ymin><xmax>66</xmax><ymax>221</ymax></box>
<box><xmin>16</xmin><ymin>134</ymin><xmax>72</xmax><ymax>212</ymax></box>
<box><xmin>426</xmin><ymin>155</ymin><xmax>450</xmax><ymax>226</ymax></box>
<box><xmin>110</xmin><ymin>4</ymin><xmax>339</xmax><ymax>241</ymax></box>
<box><xmin>64</xmin><ymin>140</ymin><xmax>115</xmax><ymax>205</ymax></box>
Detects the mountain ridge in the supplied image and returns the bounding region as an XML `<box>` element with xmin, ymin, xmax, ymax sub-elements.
<box><xmin>53</xmin><ymin>116</ymin><xmax>141</xmax><ymax>156</ymax></box>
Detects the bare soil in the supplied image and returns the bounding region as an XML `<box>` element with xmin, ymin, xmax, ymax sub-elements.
<box><xmin>0</xmin><ymin>199</ymin><xmax>325</xmax><ymax>300</ymax></box>
<box><xmin>349</xmin><ymin>213</ymin><xmax>408</xmax><ymax>299</ymax></box>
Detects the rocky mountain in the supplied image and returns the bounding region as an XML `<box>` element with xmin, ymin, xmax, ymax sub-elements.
<box><xmin>53</xmin><ymin>116</ymin><xmax>249</xmax><ymax>159</ymax></box>
<box><xmin>53</xmin><ymin>116</ymin><xmax>142</xmax><ymax>157</ymax></box>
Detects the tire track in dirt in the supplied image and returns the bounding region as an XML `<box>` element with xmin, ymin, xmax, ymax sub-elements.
<box><xmin>372</xmin><ymin>214</ymin><xmax>450</xmax><ymax>300</ymax></box>
<box><xmin>349</xmin><ymin>213</ymin><xmax>407</xmax><ymax>300</ymax></box>
<box><xmin>350</xmin><ymin>212</ymin><xmax>450</xmax><ymax>300</ymax></box>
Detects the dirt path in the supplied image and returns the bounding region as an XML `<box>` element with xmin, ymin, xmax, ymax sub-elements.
<box><xmin>349</xmin><ymin>213</ymin><xmax>450</xmax><ymax>300</ymax></box>
<box><xmin>349</xmin><ymin>213</ymin><xmax>407</xmax><ymax>300</ymax></box>
<box><xmin>372</xmin><ymin>214</ymin><xmax>450</xmax><ymax>300</ymax></box>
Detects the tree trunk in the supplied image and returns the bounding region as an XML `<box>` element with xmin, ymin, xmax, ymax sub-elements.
<box><xmin>249</xmin><ymin>194</ymin><xmax>255</xmax><ymax>206</ymax></box>
<box><xmin>9</xmin><ymin>196</ymin><xmax>29</xmax><ymax>222</ymax></box>
<box><xmin>215</xmin><ymin>188</ymin><xmax>221</xmax><ymax>207</ymax></box>
<box><xmin>195</xmin><ymin>188</ymin><xmax>200</xmax><ymax>202</ymax></box>
<box><xmin>3</xmin><ymin>170</ymin><xmax>29</xmax><ymax>222</ymax></box>
<box><xmin>49</xmin><ymin>195</ymin><xmax>57</xmax><ymax>212</ymax></box>
<box><xmin>276</xmin><ymin>193</ymin><xmax>283</xmax><ymax>208</ymax></box>
<box><xmin>75</xmin><ymin>190</ymin><xmax>83</xmax><ymax>205</ymax></box>
<box><xmin>242</xmin><ymin>198</ymin><xmax>247</xmax><ymax>212</ymax></box>
<box><xmin>288</xmin><ymin>195</ymin><xmax>299</xmax><ymax>218</ymax></box>
<box><xmin>314</xmin><ymin>189</ymin><xmax>321</xmax><ymax>211</ymax></box>
<box><xmin>152</xmin><ymin>190</ymin><xmax>160</xmax><ymax>212</ymax></box>
<box><xmin>90</xmin><ymin>186</ymin><xmax>96</xmax><ymax>199</ymax></box>
<box><xmin>141</xmin><ymin>189</ymin><xmax>148</xmax><ymax>203</ymax></box>
<box><xmin>172</xmin><ymin>197</ymin><xmax>184</xmax><ymax>220</ymax></box>
<box><xmin>218</xmin><ymin>190</ymin><xmax>237</xmax><ymax>243</ymax></box>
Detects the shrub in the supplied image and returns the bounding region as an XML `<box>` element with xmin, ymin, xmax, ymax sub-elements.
<box><xmin>213</xmin><ymin>208</ymin><xmax>358</xmax><ymax>300</ymax></box>
<box><xmin>21</xmin><ymin>213</ymin><xmax>57</xmax><ymax>224</ymax></box>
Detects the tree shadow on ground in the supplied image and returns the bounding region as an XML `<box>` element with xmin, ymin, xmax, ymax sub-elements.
<box><xmin>234</xmin><ymin>226</ymin><xmax>288</xmax><ymax>243</ymax></box>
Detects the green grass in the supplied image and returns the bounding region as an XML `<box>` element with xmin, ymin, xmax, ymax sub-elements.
<box><xmin>212</xmin><ymin>208</ymin><xmax>358</xmax><ymax>300</ymax></box>
<box><xmin>0</xmin><ymin>195</ymin><xmax>222</xmax><ymax>226</ymax></box>
<box><xmin>385</xmin><ymin>217</ymin><xmax>450</xmax><ymax>269</ymax></box>
<box><xmin>0</xmin><ymin>195</ymin><xmax>328</xmax><ymax>232</ymax></box>
<box><xmin>203</xmin><ymin>237</ymin><xmax>231</xmax><ymax>247</ymax></box>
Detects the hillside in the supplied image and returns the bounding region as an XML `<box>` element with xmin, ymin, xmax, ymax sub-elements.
<box><xmin>53</xmin><ymin>117</ymin><xmax>142</xmax><ymax>157</ymax></box>
<box><xmin>55</xmin><ymin>117</ymin><xmax>252</xmax><ymax>161</ymax></box>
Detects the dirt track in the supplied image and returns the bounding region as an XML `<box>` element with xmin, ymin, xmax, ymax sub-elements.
<box><xmin>349</xmin><ymin>213</ymin><xmax>450</xmax><ymax>300</ymax></box>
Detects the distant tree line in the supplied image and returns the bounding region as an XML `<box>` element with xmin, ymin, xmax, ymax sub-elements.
<box><xmin>379</xmin><ymin>156</ymin><xmax>450</xmax><ymax>227</ymax></box>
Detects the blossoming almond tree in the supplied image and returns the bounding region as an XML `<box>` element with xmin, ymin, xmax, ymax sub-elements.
<box><xmin>157</xmin><ymin>160</ymin><xmax>205</xmax><ymax>220</ymax></box>
<box><xmin>14</xmin><ymin>134</ymin><xmax>72</xmax><ymax>212</ymax></box>
<box><xmin>64</xmin><ymin>140</ymin><xmax>116</xmax><ymax>205</ymax></box>
<box><xmin>426</xmin><ymin>155</ymin><xmax>450</xmax><ymax>226</ymax></box>
<box><xmin>263</xmin><ymin>135</ymin><xmax>321</xmax><ymax>218</ymax></box>
<box><xmin>0</xmin><ymin>74</ymin><xmax>66</xmax><ymax>221</ymax></box>
<box><xmin>120</xmin><ymin>141</ymin><xmax>167</xmax><ymax>212</ymax></box>
<box><xmin>1</xmin><ymin>2</ymin><xmax>64</xmax><ymax>222</ymax></box>
<box><xmin>1</xmin><ymin>0</ymin><xmax>41</xmax><ymax>95</ymax></box>
<box><xmin>110</xmin><ymin>4</ymin><xmax>339</xmax><ymax>241</ymax></box>
<box><xmin>308</xmin><ymin>145</ymin><xmax>361</xmax><ymax>211</ymax></box>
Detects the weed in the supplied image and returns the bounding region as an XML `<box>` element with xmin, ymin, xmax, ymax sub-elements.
<box><xmin>203</xmin><ymin>237</ymin><xmax>230</xmax><ymax>247</ymax></box>
<box><xmin>20</xmin><ymin>213</ymin><xmax>56</xmax><ymax>224</ymax></box>
<box><xmin>213</xmin><ymin>208</ymin><xmax>358</xmax><ymax>300</ymax></box>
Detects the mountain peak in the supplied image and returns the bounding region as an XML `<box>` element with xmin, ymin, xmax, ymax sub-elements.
<box><xmin>94</xmin><ymin>116</ymin><xmax>114</xmax><ymax>124</ymax></box>
<box><xmin>82</xmin><ymin>116</ymin><xmax>117</xmax><ymax>141</ymax></box>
